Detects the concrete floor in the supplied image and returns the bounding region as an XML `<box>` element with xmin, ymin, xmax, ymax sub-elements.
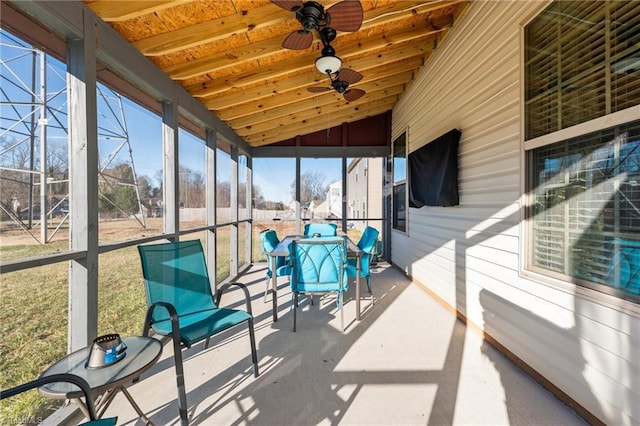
<box><xmin>102</xmin><ymin>262</ymin><xmax>588</xmax><ymax>426</ymax></box>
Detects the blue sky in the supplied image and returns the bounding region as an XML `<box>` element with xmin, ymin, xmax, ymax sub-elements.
<box><xmin>253</xmin><ymin>158</ymin><xmax>342</xmax><ymax>204</ymax></box>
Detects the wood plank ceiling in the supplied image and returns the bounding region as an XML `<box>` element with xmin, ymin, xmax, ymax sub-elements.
<box><xmin>82</xmin><ymin>0</ymin><xmax>468</xmax><ymax>147</ymax></box>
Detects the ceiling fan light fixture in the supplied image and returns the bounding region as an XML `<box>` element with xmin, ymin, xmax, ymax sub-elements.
<box><xmin>315</xmin><ymin>54</ymin><xmax>342</xmax><ymax>74</ymax></box>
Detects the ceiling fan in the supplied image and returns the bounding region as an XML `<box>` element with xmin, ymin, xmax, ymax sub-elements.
<box><xmin>271</xmin><ymin>0</ymin><xmax>364</xmax><ymax>50</ymax></box>
<box><xmin>307</xmin><ymin>68</ymin><xmax>366</xmax><ymax>102</ymax></box>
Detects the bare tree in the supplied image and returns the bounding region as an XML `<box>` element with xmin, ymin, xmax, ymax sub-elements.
<box><xmin>291</xmin><ymin>170</ymin><xmax>327</xmax><ymax>205</ymax></box>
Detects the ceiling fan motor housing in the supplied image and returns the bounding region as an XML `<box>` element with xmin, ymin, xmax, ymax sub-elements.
<box><xmin>321</xmin><ymin>43</ymin><xmax>337</xmax><ymax>57</ymax></box>
<box><xmin>332</xmin><ymin>79</ymin><xmax>349</xmax><ymax>93</ymax></box>
<box><xmin>320</xmin><ymin>27</ymin><xmax>337</xmax><ymax>43</ymax></box>
<box><xmin>298</xmin><ymin>1</ymin><xmax>326</xmax><ymax>31</ymax></box>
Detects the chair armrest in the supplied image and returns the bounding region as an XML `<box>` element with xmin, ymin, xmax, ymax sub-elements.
<box><xmin>142</xmin><ymin>302</ymin><xmax>180</xmax><ymax>335</ymax></box>
<box><xmin>142</xmin><ymin>301</ymin><xmax>185</xmax><ymax>353</ymax></box>
<box><xmin>216</xmin><ymin>282</ymin><xmax>253</xmax><ymax>315</ymax></box>
<box><xmin>2</xmin><ymin>374</ymin><xmax>101</xmax><ymax>421</ymax></box>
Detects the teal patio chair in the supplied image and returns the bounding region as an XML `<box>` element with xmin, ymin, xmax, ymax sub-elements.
<box><xmin>0</xmin><ymin>373</ymin><xmax>117</xmax><ymax>425</ymax></box>
<box><xmin>138</xmin><ymin>240</ymin><xmax>259</xmax><ymax>425</ymax></box>
<box><xmin>304</xmin><ymin>222</ymin><xmax>338</xmax><ymax>237</ymax></box>
<box><xmin>289</xmin><ymin>237</ymin><xmax>348</xmax><ymax>331</ymax></box>
<box><xmin>260</xmin><ymin>229</ymin><xmax>292</xmax><ymax>302</ymax></box>
<box><xmin>346</xmin><ymin>226</ymin><xmax>380</xmax><ymax>297</ymax></box>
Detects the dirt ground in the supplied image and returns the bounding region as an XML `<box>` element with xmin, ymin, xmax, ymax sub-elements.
<box><xmin>0</xmin><ymin>217</ymin><xmax>165</xmax><ymax>246</ymax></box>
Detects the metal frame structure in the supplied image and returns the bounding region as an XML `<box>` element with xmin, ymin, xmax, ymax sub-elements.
<box><xmin>0</xmin><ymin>30</ymin><xmax>146</xmax><ymax>243</ymax></box>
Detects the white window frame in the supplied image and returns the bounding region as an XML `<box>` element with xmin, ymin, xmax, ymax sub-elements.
<box><xmin>520</xmin><ymin>0</ymin><xmax>640</xmax><ymax>307</ymax></box>
<box><xmin>392</xmin><ymin>129</ymin><xmax>408</xmax><ymax>234</ymax></box>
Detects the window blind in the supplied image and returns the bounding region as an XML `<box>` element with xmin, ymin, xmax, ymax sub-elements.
<box><xmin>531</xmin><ymin>120</ymin><xmax>640</xmax><ymax>296</ymax></box>
<box><xmin>525</xmin><ymin>1</ymin><xmax>640</xmax><ymax>140</ymax></box>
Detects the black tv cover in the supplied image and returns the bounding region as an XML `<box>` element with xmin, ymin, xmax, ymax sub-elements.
<box><xmin>409</xmin><ymin>128</ymin><xmax>461</xmax><ymax>207</ymax></box>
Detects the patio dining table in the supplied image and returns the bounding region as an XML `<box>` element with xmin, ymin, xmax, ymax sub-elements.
<box><xmin>268</xmin><ymin>235</ymin><xmax>364</xmax><ymax>323</ymax></box>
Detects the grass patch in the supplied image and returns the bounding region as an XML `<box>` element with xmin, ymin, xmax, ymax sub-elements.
<box><xmin>0</xmin><ymin>262</ymin><xmax>68</xmax><ymax>421</ymax></box>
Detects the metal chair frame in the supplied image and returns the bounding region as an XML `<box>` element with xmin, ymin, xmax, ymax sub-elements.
<box><xmin>289</xmin><ymin>237</ymin><xmax>348</xmax><ymax>331</ymax></box>
<box><xmin>138</xmin><ymin>240</ymin><xmax>259</xmax><ymax>425</ymax></box>
<box><xmin>0</xmin><ymin>373</ymin><xmax>116</xmax><ymax>425</ymax></box>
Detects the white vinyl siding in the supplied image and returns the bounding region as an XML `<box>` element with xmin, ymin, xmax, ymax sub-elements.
<box><xmin>391</xmin><ymin>1</ymin><xmax>640</xmax><ymax>425</ymax></box>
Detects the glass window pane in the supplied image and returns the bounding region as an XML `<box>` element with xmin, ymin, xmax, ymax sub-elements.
<box><xmin>301</xmin><ymin>158</ymin><xmax>342</xmax><ymax>226</ymax></box>
<box><xmin>529</xmin><ymin>120</ymin><xmax>640</xmax><ymax>299</ymax></box>
<box><xmin>97</xmin><ymin>86</ymin><xmax>161</xmax><ymax>242</ymax></box>
<box><xmin>0</xmin><ymin>264</ymin><xmax>68</xmax><ymax>419</ymax></box>
<box><xmin>346</xmin><ymin>156</ymin><xmax>384</xmax><ymax>225</ymax></box>
<box><xmin>98</xmin><ymin>247</ymin><xmax>147</xmax><ymax>336</ymax></box>
<box><xmin>238</xmin><ymin>221</ymin><xmax>248</xmax><ymax>269</ymax></box>
<box><xmin>393</xmin><ymin>132</ymin><xmax>407</xmax><ymax>232</ymax></box>
<box><xmin>0</xmin><ymin>30</ymin><xmax>71</xmax><ymax>251</ymax></box>
<box><xmin>216</xmin><ymin>149</ymin><xmax>231</xmax><ymax>224</ymax></box>
<box><xmin>525</xmin><ymin>1</ymin><xmax>640</xmax><ymax>140</ymax></box>
<box><xmin>216</xmin><ymin>225</ymin><xmax>231</xmax><ymax>284</ymax></box>
<box><xmin>252</xmin><ymin>158</ymin><xmax>296</xmax><ymax>261</ymax></box>
<box><xmin>393</xmin><ymin>183</ymin><xmax>406</xmax><ymax>232</ymax></box>
<box><xmin>178</xmin><ymin>128</ymin><xmax>206</xmax><ymax>229</ymax></box>
<box><xmin>239</xmin><ymin>155</ymin><xmax>248</xmax><ymax>220</ymax></box>
<box><xmin>393</xmin><ymin>133</ymin><xmax>406</xmax><ymax>183</ymax></box>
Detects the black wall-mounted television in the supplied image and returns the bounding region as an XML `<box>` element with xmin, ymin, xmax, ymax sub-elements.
<box><xmin>408</xmin><ymin>128</ymin><xmax>461</xmax><ymax>208</ymax></box>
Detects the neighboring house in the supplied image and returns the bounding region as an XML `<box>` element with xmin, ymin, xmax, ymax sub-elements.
<box><xmin>346</xmin><ymin>158</ymin><xmax>383</xmax><ymax>230</ymax></box>
<box><xmin>307</xmin><ymin>199</ymin><xmax>326</xmax><ymax>218</ymax></box>
<box><xmin>326</xmin><ymin>180</ymin><xmax>342</xmax><ymax>219</ymax></box>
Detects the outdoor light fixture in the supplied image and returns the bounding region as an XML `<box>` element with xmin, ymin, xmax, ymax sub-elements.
<box><xmin>315</xmin><ymin>43</ymin><xmax>342</xmax><ymax>74</ymax></box>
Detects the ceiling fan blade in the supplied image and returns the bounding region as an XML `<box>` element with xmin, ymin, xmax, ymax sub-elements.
<box><xmin>343</xmin><ymin>88</ymin><xmax>365</xmax><ymax>102</ymax></box>
<box><xmin>338</xmin><ymin>68</ymin><xmax>363</xmax><ymax>84</ymax></box>
<box><xmin>308</xmin><ymin>86</ymin><xmax>332</xmax><ymax>93</ymax></box>
<box><xmin>282</xmin><ymin>30</ymin><xmax>313</xmax><ymax>50</ymax></box>
<box><xmin>326</xmin><ymin>0</ymin><xmax>363</xmax><ymax>32</ymax></box>
<box><xmin>270</xmin><ymin>0</ymin><xmax>303</xmax><ymax>12</ymax></box>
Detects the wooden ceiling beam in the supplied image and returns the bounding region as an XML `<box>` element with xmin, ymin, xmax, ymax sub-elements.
<box><xmin>220</xmin><ymin>72</ymin><xmax>411</xmax><ymax>123</ymax></box>
<box><xmin>85</xmin><ymin>1</ymin><xmax>190</xmax><ymax>22</ymax></box>
<box><xmin>226</xmin><ymin>74</ymin><xmax>410</xmax><ymax>127</ymax></box>
<box><xmin>165</xmin><ymin>34</ymin><xmax>288</xmax><ymax>80</ymax></box>
<box><xmin>234</xmin><ymin>84</ymin><xmax>406</xmax><ymax>137</ymax></box>
<box><xmin>133</xmin><ymin>4</ymin><xmax>289</xmax><ymax>56</ymax></box>
<box><xmin>360</xmin><ymin>0</ymin><xmax>464</xmax><ymax>27</ymax></box>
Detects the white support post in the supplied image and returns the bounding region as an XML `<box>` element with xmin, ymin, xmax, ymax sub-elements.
<box><xmin>245</xmin><ymin>155</ymin><xmax>253</xmax><ymax>266</ymax></box>
<box><xmin>162</xmin><ymin>101</ymin><xmax>179</xmax><ymax>240</ymax></box>
<box><xmin>39</xmin><ymin>50</ymin><xmax>48</xmax><ymax>243</ymax></box>
<box><xmin>206</xmin><ymin>129</ymin><xmax>217</xmax><ymax>288</ymax></box>
<box><xmin>230</xmin><ymin>147</ymin><xmax>238</xmax><ymax>278</ymax></box>
<box><xmin>295</xmin><ymin>157</ymin><xmax>301</xmax><ymax>234</ymax></box>
<box><xmin>67</xmin><ymin>10</ymin><xmax>99</xmax><ymax>352</ymax></box>
<box><xmin>341</xmin><ymin>157</ymin><xmax>347</xmax><ymax>233</ymax></box>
